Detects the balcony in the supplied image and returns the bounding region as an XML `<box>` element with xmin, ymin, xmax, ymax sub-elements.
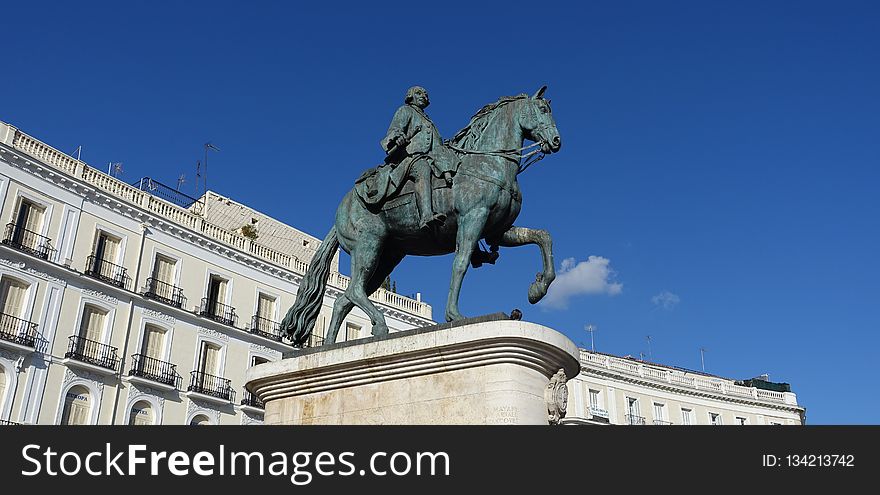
<box><xmin>200</xmin><ymin>298</ymin><xmax>237</xmax><ymax>327</ymax></box>
<box><xmin>127</xmin><ymin>354</ymin><xmax>181</xmax><ymax>390</ymax></box>
<box><xmin>292</xmin><ymin>333</ymin><xmax>325</xmax><ymax>349</ymax></box>
<box><xmin>249</xmin><ymin>315</ymin><xmax>283</xmax><ymax>341</ymax></box>
<box><xmin>626</xmin><ymin>414</ymin><xmax>646</xmax><ymax>425</ymax></box>
<box><xmin>85</xmin><ymin>255</ymin><xmax>128</xmax><ymax>289</ymax></box>
<box><xmin>653</xmin><ymin>419</ymin><xmax>673</xmax><ymax>425</ymax></box>
<box><xmin>187</xmin><ymin>371</ymin><xmax>235</xmax><ymax>404</ymax></box>
<box><xmin>2</xmin><ymin>223</ymin><xmax>56</xmax><ymax>261</ymax></box>
<box><xmin>64</xmin><ymin>335</ymin><xmax>119</xmax><ymax>373</ymax></box>
<box><xmin>143</xmin><ymin>278</ymin><xmax>185</xmax><ymax>309</ymax></box>
<box><xmin>240</xmin><ymin>390</ymin><xmax>265</xmax><ymax>411</ymax></box>
<box><xmin>0</xmin><ymin>312</ymin><xmax>38</xmax><ymax>350</ymax></box>
<box><xmin>0</xmin><ymin>420</ymin><xmax>22</xmax><ymax>426</ymax></box>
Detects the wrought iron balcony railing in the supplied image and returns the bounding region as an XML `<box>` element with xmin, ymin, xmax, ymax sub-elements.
<box><xmin>0</xmin><ymin>420</ymin><xmax>21</xmax><ymax>425</ymax></box>
<box><xmin>65</xmin><ymin>335</ymin><xmax>119</xmax><ymax>371</ymax></box>
<box><xmin>0</xmin><ymin>312</ymin><xmax>38</xmax><ymax>348</ymax></box>
<box><xmin>653</xmin><ymin>419</ymin><xmax>673</xmax><ymax>425</ymax></box>
<box><xmin>250</xmin><ymin>315</ymin><xmax>283</xmax><ymax>341</ymax></box>
<box><xmin>188</xmin><ymin>371</ymin><xmax>235</xmax><ymax>402</ymax></box>
<box><xmin>2</xmin><ymin>223</ymin><xmax>56</xmax><ymax>261</ymax></box>
<box><xmin>200</xmin><ymin>298</ymin><xmax>237</xmax><ymax>326</ymax></box>
<box><xmin>128</xmin><ymin>354</ymin><xmax>181</xmax><ymax>389</ymax></box>
<box><xmin>143</xmin><ymin>278</ymin><xmax>185</xmax><ymax>309</ymax></box>
<box><xmin>240</xmin><ymin>390</ymin><xmax>264</xmax><ymax>409</ymax></box>
<box><xmin>626</xmin><ymin>414</ymin><xmax>646</xmax><ymax>425</ymax></box>
<box><xmin>85</xmin><ymin>255</ymin><xmax>128</xmax><ymax>288</ymax></box>
<box><xmin>291</xmin><ymin>332</ymin><xmax>325</xmax><ymax>349</ymax></box>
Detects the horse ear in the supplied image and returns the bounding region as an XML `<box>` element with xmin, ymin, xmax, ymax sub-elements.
<box><xmin>533</xmin><ymin>85</ymin><xmax>547</xmax><ymax>99</ymax></box>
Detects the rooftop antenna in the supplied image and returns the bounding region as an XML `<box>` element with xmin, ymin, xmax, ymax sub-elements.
<box><xmin>584</xmin><ymin>324</ymin><xmax>596</xmax><ymax>352</ymax></box>
<box><xmin>176</xmin><ymin>174</ymin><xmax>186</xmax><ymax>191</ymax></box>
<box><xmin>107</xmin><ymin>162</ymin><xmax>123</xmax><ymax>178</ymax></box>
<box><xmin>700</xmin><ymin>347</ymin><xmax>708</xmax><ymax>372</ymax></box>
<box><xmin>646</xmin><ymin>335</ymin><xmax>653</xmax><ymax>360</ymax></box>
<box><xmin>203</xmin><ymin>142</ymin><xmax>220</xmax><ymax>197</ymax></box>
<box><xmin>73</xmin><ymin>145</ymin><xmax>82</xmax><ymax>161</ymax></box>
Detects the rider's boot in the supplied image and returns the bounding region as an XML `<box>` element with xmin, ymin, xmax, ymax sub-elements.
<box><xmin>415</xmin><ymin>168</ymin><xmax>445</xmax><ymax>229</ymax></box>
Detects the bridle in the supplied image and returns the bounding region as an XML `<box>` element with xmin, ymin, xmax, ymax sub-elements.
<box><xmin>446</xmin><ymin>98</ymin><xmax>551</xmax><ymax>175</ymax></box>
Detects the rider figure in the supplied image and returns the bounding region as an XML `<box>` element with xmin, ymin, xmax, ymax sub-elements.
<box><xmin>381</xmin><ymin>86</ymin><xmax>456</xmax><ymax>229</ymax></box>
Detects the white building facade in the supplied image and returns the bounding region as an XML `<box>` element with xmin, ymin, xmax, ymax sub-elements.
<box><xmin>0</xmin><ymin>120</ymin><xmax>433</xmax><ymax>425</ymax></box>
<box><xmin>564</xmin><ymin>349</ymin><xmax>805</xmax><ymax>425</ymax></box>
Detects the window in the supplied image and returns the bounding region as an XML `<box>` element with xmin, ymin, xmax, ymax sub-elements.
<box><xmin>79</xmin><ymin>305</ymin><xmax>108</xmax><ymax>343</ymax></box>
<box><xmin>251</xmin><ymin>356</ymin><xmax>269</xmax><ymax>367</ymax></box>
<box><xmin>626</xmin><ymin>397</ymin><xmax>643</xmax><ymax>424</ymax></box>
<box><xmin>653</xmin><ymin>403</ymin><xmax>668</xmax><ymax>424</ymax></box>
<box><xmin>255</xmin><ymin>293</ymin><xmax>276</xmax><ymax>331</ymax></box>
<box><xmin>93</xmin><ymin>231</ymin><xmax>121</xmax><ymax>264</ymax></box>
<box><xmin>589</xmin><ymin>389</ymin><xmax>600</xmax><ymax>409</ymax></box>
<box><xmin>681</xmin><ymin>408</ymin><xmax>694</xmax><ymax>425</ymax></box>
<box><xmin>0</xmin><ymin>277</ymin><xmax>28</xmax><ymax>319</ymax></box>
<box><xmin>345</xmin><ymin>323</ymin><xmax>361</xmax><ymax>341</ymax></box>
<box><xmin>190</xmin><ymin>414</ymin><xmax>211</xmax><ymax>426</ymax></box>
<box><xmin>140</xmin><ymin>324</ymin><xmax>165</xmax><ymax>360</ymax></box>
<box><xmin>14</xmin><ymin>199</ymin><xmax>45</xmax><ymax>235</ymax></box>
<box><xmin>152</xmin><ymin>255</ymin><xmax>177</xmax><ymax>285</ymax></box>
<box><xmin>0</xmin><ymin>366</ymin><xmax>7</xmax><ymax>411</ymax></box>
<box><xmin>129</xmin><ymin>401</ymin><xmax>153</xmax><ymax>426</ymax></box>
<box><xmin>709</xmin><ymin>412</ymin><xmax>722</xmax><ymax>425</ymax></box>
<box><xmin>197</xmin><ymin>342</ymin><xmax>221</xmax><ymax>377</ymax></box>
<box><xmin>206</xmin><ymin>275</ymin><xmax>228</xmax><ymax>308</ymax></box>
<box><xmin>736</xmin><ymin>416</ymin><xmax>748</xmax><ymax>425</ymax></box>
<box><xmin>60</xmin><ymin>385</ymin><xmax>90</xmax><ymax>425</ymax></box>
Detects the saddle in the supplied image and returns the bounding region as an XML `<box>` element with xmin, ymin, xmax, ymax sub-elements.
<box><xmin>355</xmin><ymin>151</ymin><xmax>458</xmax><ymax>210</ymax></box>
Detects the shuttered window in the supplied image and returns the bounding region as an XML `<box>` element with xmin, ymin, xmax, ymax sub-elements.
<box><xmin>152</xmin><ymin>256</ymin><xmax>176</xmax><ymax>285</ymax></box>
<box><xmin>79</xmin><ymin>305</ymin><xmax>107</xmax><ymax>342</ymax></box>
<box><xmin>199</xmin><ymin>343</ymin><xmax>221</xmax><ymax>376</ymax></box>
<box><xmin>0</xmin><ymin>278</ymin><xmax>28</xmax><ymax>318</ymax></box>
<box><xmin>61</xmin><ymin>386</ymin><xmax>90</xmax><ymax>425</ymax></box>
<box><xmin>141</xmin><ymin>325</ymin><xmax>165</xmax><ymax>360</ymax></box>
<box><xmin>257</xmin><ymin>293</ymin><xmax>275</xmax><ymax>320</ymax></box>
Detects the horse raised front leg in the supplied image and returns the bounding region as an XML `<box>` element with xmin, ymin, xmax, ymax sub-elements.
<box><xmin>446</xmin><ymin>207</ymin><xmax>490</xmax><ymax>322</ymax></box>
<box><xmin>491</xmin><ymin>226</ymin><xmax>556</xmax><ymax>304</ymax></box>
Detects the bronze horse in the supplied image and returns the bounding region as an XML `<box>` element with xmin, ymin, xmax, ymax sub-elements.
<box><xmin>283</xmin><ymin>86</ymin><xmax>562</xmax><ymax>345</ymax></box>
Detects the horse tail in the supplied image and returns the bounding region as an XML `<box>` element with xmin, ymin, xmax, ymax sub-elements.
<box><xmin>282</xmin><ymin>226</ymin><xmax>339</xmax><ymax>346</ymax></box>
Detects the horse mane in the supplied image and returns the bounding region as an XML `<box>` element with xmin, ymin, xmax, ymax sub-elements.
<box><xmin>449</xmin><ymin>93</ymin><xmax>529</xmax><ymax>148</ymax></box>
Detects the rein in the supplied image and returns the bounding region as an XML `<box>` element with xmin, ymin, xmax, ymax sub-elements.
<box><xmin>446</xmin><ymin>98</ymin><xmax>549</xmax><ymax>175</ymax></box>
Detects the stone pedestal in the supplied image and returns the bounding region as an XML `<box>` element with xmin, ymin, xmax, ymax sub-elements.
<box><xmin>246</xmin><ymin>316</ymin><xmax>580</xmax><ymax>425</ymax></box>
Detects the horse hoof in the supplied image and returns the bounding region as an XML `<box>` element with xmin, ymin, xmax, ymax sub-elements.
<box><xmin>445</xmin><ymin>312</ymin><xmax>464</xmax><ymax>322</ymax></box>
<box><xmin>528</xmin><ymin>282</ymin><xmax>546</xmax><ymax>304</ymax></box>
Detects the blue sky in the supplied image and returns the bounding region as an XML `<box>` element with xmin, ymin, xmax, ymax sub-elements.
<box><xmin>3</xmin><ymin>1</ymin><xmax>878</xmax><ymax>424</ymax></box>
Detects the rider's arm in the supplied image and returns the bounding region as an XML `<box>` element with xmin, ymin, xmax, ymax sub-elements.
<box><xmin>381</xmin><ymin>106</ymin><xmax>413</xmax><ymax>151</ymax></box>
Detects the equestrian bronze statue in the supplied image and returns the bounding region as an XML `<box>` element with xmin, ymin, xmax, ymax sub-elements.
<box><xmin>282</xmin><ymin>86</ymin><xmax>562</xmax><ymax>346</ymax></box>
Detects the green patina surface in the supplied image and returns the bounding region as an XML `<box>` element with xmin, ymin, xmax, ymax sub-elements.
<box><xmin>282</xmin><ymin>86</ymin><xmax>563</xmax><ymax>347</ymax></box>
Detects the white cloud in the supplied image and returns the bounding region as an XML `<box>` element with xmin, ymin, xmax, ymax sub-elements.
<box><xmin>540</xmin><ymin>256</ymin><xmax>623</xmax><ymax>310</ymax></box>
<box><xmin>651</xmin><ymin>290</ymin><xmax>680</xmax><ymax>310</ymax></box>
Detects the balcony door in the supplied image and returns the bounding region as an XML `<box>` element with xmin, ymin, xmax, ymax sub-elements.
<box><xmin>198</xmin><ymin>342</ymin><xmax>221</xmax><ymax>378</ymax></box>
<box><xmin>13</xmin><ymin>199</ymin><xmax>45</xmax><ymax>244</ymax></box>
<box><xmin>256</xmin><ymin>293</ymin><xmax>275</xmax><ymax>331</ymax></box>
<box><xmin>206</xmin><ymin>276</ymin><xmax>228</xmax><ymax>317</ymax></box>
<box><xmin>0</xmin><ymin>277</ymin><xmax>27</xmax><ymax>319</ymax></box>
<box><xmin>79</xmin><ymin>305</ymin><xmax>106</xmax><ymax>343</ymax></box>
<box><xmin>141</xmin><ymin>325</ymin><xmax>165</xmax><ymax>360</ymax></box>
<box><xmin>92</xmin><ymin>232</ymin><xmax>121</xmax><ymax>277</ymax></box>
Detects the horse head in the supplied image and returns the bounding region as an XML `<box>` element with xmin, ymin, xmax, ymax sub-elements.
<box><xmin>519</xmin><ymin>85</ymin><xmax>562</xmax><ymax>153</ymax></box>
